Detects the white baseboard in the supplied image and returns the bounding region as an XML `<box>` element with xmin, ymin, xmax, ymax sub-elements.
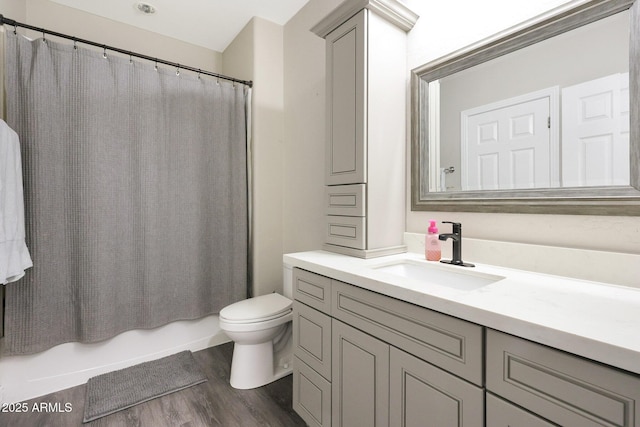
<box><xmin>0</xmin><ymin>315</ymin><xmax>229</xmax><ymax>404</ymax></box>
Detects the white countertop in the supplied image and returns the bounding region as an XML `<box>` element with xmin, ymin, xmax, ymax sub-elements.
<box><xmin>283</xmin><ymin>250</ymin><xmax>640</xmax><ymax>376</ymax></box>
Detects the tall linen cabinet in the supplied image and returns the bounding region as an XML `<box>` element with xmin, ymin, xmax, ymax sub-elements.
<box><xmin>312</xmin><ymin>0</ymin><xmax>418</xmax><ymax>258</ymax></box>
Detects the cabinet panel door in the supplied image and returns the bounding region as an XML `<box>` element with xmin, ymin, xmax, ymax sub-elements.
<box><xmin>294</xmin><ymin>357</ymin><xmax>332</xmax><ymax>427</ymax></box>
<box><xmin>389</xmin><ymin>347</ymin><xmax>483</xmax><ymax>427</ymax></box>
<box><xmin>332</xmin><ymin>319</ymin><xmax>389</xmax><ymax>427</ymax></box>
<box><xmin>486</xmin><ymin>393</ymin><xmax>555</xmax><ymax>427</ymax></box>
<box><xmin>293</xmin><ymin>300</ymin><xmax>332</xmax><ymax>380</ymax></box>
<box><xmin>487</xmin><ymin>329</ymin><xmax>640</xmax><ymax>427</ymax></box>
<box><xmin>325</xmin><ymin>10</ymin><xmax>366</xmax><ymax>185</ymax></box>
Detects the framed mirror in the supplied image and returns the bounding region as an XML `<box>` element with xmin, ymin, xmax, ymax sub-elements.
<box><xmin>411</xmin><ymin>0</ymin><xmax>640</xmax><ymax>215</ymax></box>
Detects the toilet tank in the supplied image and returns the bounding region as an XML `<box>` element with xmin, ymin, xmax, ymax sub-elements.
<box><xmin>282</xmin><ymin>263</ymin><xmax>293</xmax><ymax>299</ymax></box>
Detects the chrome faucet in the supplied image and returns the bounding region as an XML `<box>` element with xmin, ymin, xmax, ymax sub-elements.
<box><xmin>438</xmin><ymin>221</ymin><xmax>475</xmax><ymax>267</ymax></box>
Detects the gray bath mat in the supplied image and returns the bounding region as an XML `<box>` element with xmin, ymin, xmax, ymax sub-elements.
<box><xmin>83</xmin><ymin>350</ymin><xmax>207</xmax><ymax>423</ymax></box>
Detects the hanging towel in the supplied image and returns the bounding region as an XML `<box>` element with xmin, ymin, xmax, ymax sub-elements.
<box><xmin>0</xmin><ymin>119</ymin><xmax>33</xmax><ymax>284</ymax></box>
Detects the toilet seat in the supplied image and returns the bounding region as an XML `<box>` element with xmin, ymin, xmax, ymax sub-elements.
<box><xmin>220</xmin><ymin>310</ymin><xmax>293</xmax><ymax>333</ymax></box>
<box><xmin>220</xmin><ymin>293</ymin><xmax>292</xmax><ymax>324</ymax></box>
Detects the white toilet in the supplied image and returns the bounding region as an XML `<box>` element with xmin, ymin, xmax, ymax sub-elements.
<box><xmin>219</xmin><ymin>264</ymin><xmax>294</xmax><ymax>389</ymax></box>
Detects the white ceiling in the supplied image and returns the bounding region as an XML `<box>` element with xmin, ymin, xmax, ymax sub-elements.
<box><xmin>49</xmin><ymin>0</ymin><xmax>311</xmax><ymax>52</ymax></box>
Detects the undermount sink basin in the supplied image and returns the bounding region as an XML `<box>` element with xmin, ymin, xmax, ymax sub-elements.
<box><xmin>371</xmin><ymin>260</ymin><xmax>504</xmax><ymax>291</ymax></box>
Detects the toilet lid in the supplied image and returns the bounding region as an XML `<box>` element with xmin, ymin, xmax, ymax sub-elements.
<box><xmin>220</xmin><ymin>293</ymin><xmax>292</xmax><ymax>323</ymax></box>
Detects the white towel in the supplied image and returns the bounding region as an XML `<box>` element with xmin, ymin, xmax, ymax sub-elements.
<box><xmin>1</xmin><ymin>119</ymin><xmax>33</xmax><ymax>284</ymax></box>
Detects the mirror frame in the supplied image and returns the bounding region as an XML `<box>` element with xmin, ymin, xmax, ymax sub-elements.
<box><xmin>411</xmin><ymin>0</ymin><xmax>640</xmax><ymax>215</ymax></box>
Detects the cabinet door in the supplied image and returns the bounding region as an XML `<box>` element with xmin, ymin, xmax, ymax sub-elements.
<box><xmin>486</xmin><ymin>393</ymin><xmax>555</xmax><ymax>427</ymax></box>
<box><xmin>332</xmin><ymin>319</ymin><xmax>389</xmax><ymax>427</ymax></box>
<box><xmin>294</xmin><ymin>357</ymin><xmax>332</xmax><ymax>427</ymax></box>
<box><xmin>325</xmin><ymin>10</ymin><xmax>366</xmax><ymax>185</ymax></box>
<box><xmin>389</xmin><ymin>347</ymin><xmax>483</xmax><ymax>427</ymax></box>
<box><xmin>293</xmin><ymin>300</ymin><xmax>332</xmax><ymax>380</ymax></box>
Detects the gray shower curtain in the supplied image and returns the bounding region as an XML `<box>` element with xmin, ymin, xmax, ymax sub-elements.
<box><xmin>2</xmin><ymin>33</ymin><xmax>249</xmax><ymax>355</ymax></box>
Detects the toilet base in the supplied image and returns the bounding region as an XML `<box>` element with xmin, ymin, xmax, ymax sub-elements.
<box><xmin>229</xmin><ymin>335</ymin><xmax>293</xmax><ymax>390</ymax></box>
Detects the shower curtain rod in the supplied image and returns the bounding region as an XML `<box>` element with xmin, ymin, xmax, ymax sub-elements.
<box><xmin>0</xmin><ymin>14</ymin><xmax>253</xmax><ymax>88</ymax></box>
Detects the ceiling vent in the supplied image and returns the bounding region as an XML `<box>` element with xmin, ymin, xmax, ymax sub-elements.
<box><xmin>136</xmin><ymin>3</ymin><xmax>156</xmax><ymax>14</ymax></box>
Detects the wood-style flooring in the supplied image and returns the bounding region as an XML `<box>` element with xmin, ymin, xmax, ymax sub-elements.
<box><xmin>0</xmin><ymin>343</ymin><xmax>306</xmax><ymax>427</ymax></box>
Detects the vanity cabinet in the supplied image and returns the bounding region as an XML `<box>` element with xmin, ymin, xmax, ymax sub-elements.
<box><xmin>288</xmin><ymin>258</ymin><xmax>640</xmax><ymax>427</ymax></box>
<box><xmin>292</xmin><ymin>267</ymin><xmax>484</xmax><ymax>427</ymax></box>
<box><xmin>313</xmin><ymin>0</ymin><xmax>418</xmax><ymax>258</ymax></box>
<box><xmin>331</xmin><ymin>278</ymin><xmax>483</xmax><ymax>427</ymax></box>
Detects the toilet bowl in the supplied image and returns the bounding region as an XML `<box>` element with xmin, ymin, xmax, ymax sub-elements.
<box><xmin>219</xmin><ymin>292</ymin><xmax>293</xmax><ymax>389</ymax></box>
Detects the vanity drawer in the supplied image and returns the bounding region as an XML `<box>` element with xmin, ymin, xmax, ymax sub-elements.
<box><xmin>486</xmin><ymin>329</ymin><xmax>640</xmax><ymax>427</ymax></box>
<box><xmin>293</xmin><ymin>356</ymin><xmax>332</xmax><ymax>427</ymax></box>
<box><xmin>324</xmin><ymin>216</ymin><xmax>365</xmax><ymax>250</ymax></box>
<box><xmin>325</xmin><ymin>184</ymin><xmax>365</xmax><ymax>217</ymax></box>
<box><xmin>293</xmin><ymin>300</ymin><xmax>332</xmax><ymax>381</ymax></box>
<box><xmin>293</xmin><ymin>268</ymin><xmax>332</xmax><ymax>314</ymax></box>
<box><xmin>331</xmin><ymin>280</ymin><xmax>483</xmax><ymax>385</ymax></box>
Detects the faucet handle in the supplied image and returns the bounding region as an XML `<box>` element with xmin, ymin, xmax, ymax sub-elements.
<box><xmin>442</xmin><ymin>221</ymin><xmax>462</xmax><ymax>233</ymax></box>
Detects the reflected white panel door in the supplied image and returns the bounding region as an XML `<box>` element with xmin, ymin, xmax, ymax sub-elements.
<box><xmin>461</xmin><ymin>88</ymin><xmax>557</xmax><ymax>191</ymax></box>
<box><xmin>561</xmin><ymin>73</ymin><xmax>629</xmax><ymax>187</ymax></box>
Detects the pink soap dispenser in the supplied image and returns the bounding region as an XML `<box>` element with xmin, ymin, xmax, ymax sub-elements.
<box><xmin>425</xmin><ymin>220</ymin><xmax>441</xmax><ymax>261</ymax></box>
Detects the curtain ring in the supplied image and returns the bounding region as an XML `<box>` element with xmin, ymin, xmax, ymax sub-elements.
<box><xmin>41</xmin><ymin>30</ymin><xmax>46</xmax><ymax>43</ymax></box>
<box><xmin>176</xmin><ymin>65</ymin><xmax>180</xmax><ymax>76</ymax></box>
<box><xmin>154</xmin><ymin>59</ymin><xmax>158</xmax><ymax>71</ymax></box>
<box><xmin>73</xmin><ymin>37</ymin><xmax>77</xmax><ymax>50</ymax></box>
<box><xmin>12</xmin><ymin>24</ymin><xmax>17</xmax><ymax>35</ymax></box>
<box><xmin>216</xmin><ymin>77</ymin><xmax>220</xmax><ymax>86</ymax></box>
<box><xmin>102</xmin><ymin>45</ymin><xmax>107</xmax><ymax>59</ymax></box>
<box><xmin>197</xmin><ymin>69</ymin><xmax>201</xmax><ymax>79</ymax></box>
<box><xmin>129</xmin><ymin>52</ymin><xmax>133</xmax><ymax>65</ymax></box>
